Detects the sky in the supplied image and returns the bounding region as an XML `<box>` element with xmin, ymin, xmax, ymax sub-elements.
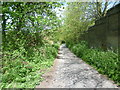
<box><xmin>1</xmin><ymin>1</ymin><xmax>120</xmax><ymax>30</ymax></box>
<box><xmin>54</xmin><ymin>1</ymin><xmax>120</xmax><ymax>19</ymax></box>
<box><xmin>0</xmin><ymin>1</ymin><xmax>119</xmax><ymax>44</ymax></box>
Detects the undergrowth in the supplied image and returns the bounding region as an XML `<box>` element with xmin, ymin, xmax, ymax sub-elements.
<box><xmin>67</xmin><ymin>41</ymin><xmax>120</xmax><ymax>86</ymax></box>
<box><xmin>1</xmin><ymin>43</ymin><xmax>59</xmax><ymax>88</ymax></box>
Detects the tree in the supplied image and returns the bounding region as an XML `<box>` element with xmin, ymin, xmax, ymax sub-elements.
<box><xmin>2</xmin><ymin>2</ymin><xmax>61</xmax><ymax>50</ymax></box>
<box><xmin>61</xmin><ymin>2</ymin><xmax>94</xmax><ymax>44</ymax></box>
<box><xmin>1</xmin><ymin>2</ymin><xmax>62</xmax><ymax>88</ymax></box>
<box><xmin>88</xmin><ymin>1</ymin><xmax>120</xmax><ymax>20</ymax></box>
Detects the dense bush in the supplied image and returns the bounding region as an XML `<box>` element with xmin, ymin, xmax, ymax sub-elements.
<box><xmin>1</xmin><ymin>39</ymin><xmax>59</xmax><ymax>88</ymax></box>
<box><xmin>67</xmin><ymin>41</ymin><xmax>119</xmax><ymax>85</ymax></box>
<box><xmin>1</xmin><ymin>28</ymin><xmax>60</xmax><ymax>88</ymax></box>
<box><xmin>1</xmin><ymin>2</ymin><xmax>62</xmax><ymax>88</ymax></box>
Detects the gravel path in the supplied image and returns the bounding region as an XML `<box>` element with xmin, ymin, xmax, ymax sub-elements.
<box><xmin>36</xmin><ymin>44</ymin><xmax>118</xmax><ymax>88</ymax></box>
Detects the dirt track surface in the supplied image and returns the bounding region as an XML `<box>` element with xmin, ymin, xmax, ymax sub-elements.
<box><xmin>36</xmin><ymin>44</ymin><xmax>118</xmax><ymax>88</ymax></box>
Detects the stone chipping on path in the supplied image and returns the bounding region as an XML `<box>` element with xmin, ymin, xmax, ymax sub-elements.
<box><xmin>36</xmin><ymin>44</ymin><xmax>118</xmax><ymax>88</ymax></box>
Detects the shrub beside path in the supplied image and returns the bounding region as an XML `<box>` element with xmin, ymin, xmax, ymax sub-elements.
<box><xmin>36</xmin><ymin>44</ymin><xmax>118</xmax><ymax>88</ymax></box>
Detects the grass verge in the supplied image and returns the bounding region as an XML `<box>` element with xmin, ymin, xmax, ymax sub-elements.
<box><xmin>67</xmin><ymin>41</ymin><xmax>119</xmax><ymax>86</ymax></box>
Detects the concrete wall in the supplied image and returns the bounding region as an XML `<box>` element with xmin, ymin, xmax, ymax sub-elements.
<box><xmin>81</xmin><ymin>3</ymin><xmax>120</xmax><ymax>50</ymax></box>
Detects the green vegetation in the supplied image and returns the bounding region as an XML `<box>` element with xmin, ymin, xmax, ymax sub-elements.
<box><xmin>67</xmin><ymin>41</ymin><xmax>119</xmax><ymax>85</ymax></box>
<box><xmin>1</xmin><ymin>2</ymin><xmax>61</xmax><ymax>88</ymax></box>
<box><xmin>1</xmin><ymin>43</ymin><xmax>59</xmax><ymax>88</ymax></box>
<box><xmin>1</xmin><ymin>1</ymin><xmax>119</xmax><ymax>88</ymax></box>
<box><xmin>61</xmin><ymin>2</ymin><xmax>119</xmax><ymax>86</ymax></box>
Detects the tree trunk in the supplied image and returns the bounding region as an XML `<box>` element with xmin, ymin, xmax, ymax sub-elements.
<box><xmin>2</xmin><ymin>13</ymin><xmax>6</xmax><ymax>39</ymax></box>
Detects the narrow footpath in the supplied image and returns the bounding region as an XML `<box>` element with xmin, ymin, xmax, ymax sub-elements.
<box><xmin>36</xmin><ymin>44</ymin><xmax>118</xmax><ymax>88</ymax></box>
